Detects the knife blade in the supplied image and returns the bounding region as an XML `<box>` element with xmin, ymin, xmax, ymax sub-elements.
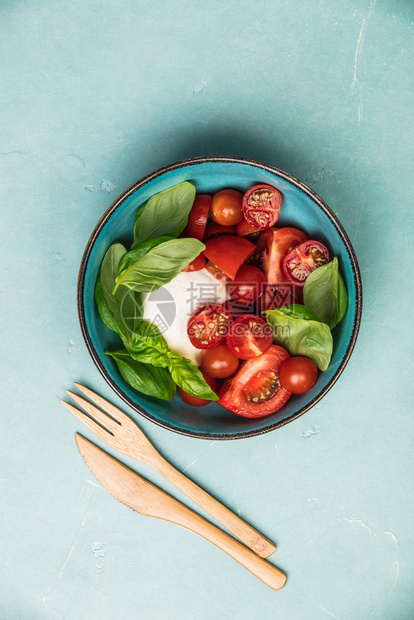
<box><xmin>75</xmin><ymin>433</ymin><xmax>286</xmax><ymax>590</ymax></box>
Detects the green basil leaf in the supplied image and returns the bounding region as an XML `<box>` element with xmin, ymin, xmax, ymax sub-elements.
<box><xmin>113</xmin><ymin>237</ymin><xmax>205</xmax><ymax>294</ymax></box>
<box><xmin>105</xmin><ymin>349</ymin><xmax>176</xmax><ymax>401</ymax></box>
<box><xmin>132</xmin><ymin>182</ymin><xmax>196</xmax><ymax>247</ymax></box>
<box><xmin>122</xmin><ymin>321</ymin><xmax>171</xmax><ymax>368</ymax></box>
<box><xmin>266</xmin><ymin>310</ymin><xmax>333</xmax><ymax>371</ymax></box>
<box><xmin>303</xmin><ymin>257</ymin><xmax>348</xmax><ymax>329</ymax></box>
<box><xmin>94</xmin><ymin>275</ymin><xmax>118</xmax><ymax>332</ymax></box>
<box><xmin>117</xmin><ymin>235</ymin><xmax>175</xmax><ymax>278</ymax></box>
<box><xmin>168</xmin><ymin>353</ymin><xmax>219</xmax><ymax>401</ymax></box>
<box><xmin>271</xmin><ymin>304</ymin><xmax>323</xmax><ymax>322</ymax></box>
<box><xmin>98</xmin><ymin>243</ymin><xmax>143</xmax><ymax>337</ymax></box>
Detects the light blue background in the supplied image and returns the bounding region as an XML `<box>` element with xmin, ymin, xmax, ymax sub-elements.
<box><xmin>1</xmin><ymin>1</ymin><xmax>413</xmax><ymax>619</ymax></box>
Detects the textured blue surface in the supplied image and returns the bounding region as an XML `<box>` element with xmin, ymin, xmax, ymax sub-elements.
<box><xmin>1</xmin><ymin>1</ymin><xmax>413</xmax><ymax>619</ymax></box>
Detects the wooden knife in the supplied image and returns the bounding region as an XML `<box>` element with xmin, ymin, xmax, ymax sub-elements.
<box><xmin>75</xmin><ymin>434</ymin><xmax>287</xmax><ymax>590</ymax></box>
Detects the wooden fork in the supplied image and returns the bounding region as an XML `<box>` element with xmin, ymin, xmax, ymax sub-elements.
<box><xmin>61</xmin><ymin>383</ymin><xmax>276</xmax><ymax>558</ymax></box>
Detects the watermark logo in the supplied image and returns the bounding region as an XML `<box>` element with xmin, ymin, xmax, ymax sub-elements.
<box><xmin>142</xmin><ymin>287</ymin><xmax>176</xmax><ymax>334</ymax></box>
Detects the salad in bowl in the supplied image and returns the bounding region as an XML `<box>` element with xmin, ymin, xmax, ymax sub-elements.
<box><xmin>78</xmin><ymin>157</ymin><xmax>362</xmax><ymax>439</ymax></box>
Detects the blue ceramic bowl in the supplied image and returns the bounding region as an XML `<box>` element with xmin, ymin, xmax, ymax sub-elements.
<box><xmin>78</xmin><ymin>156</ymin><xmax>362</xmax><ymax>439</ymax></box>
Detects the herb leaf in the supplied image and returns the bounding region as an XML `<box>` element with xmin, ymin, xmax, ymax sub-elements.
<box><xmin>96</xmin><ymin>243</ymin><xmax>143</xmax><ymax>337</ymax></box>
<box><xmin>266</xmin><ymin>309</ymin><xmax>333</xmax><ymax>371</ymax></box>
<box><xmin>303</xmin><ymin>257</ymin><xmax>348</xmax><ymax>329</ymax></box>
<box><xmin>132</xmin><ymin>182</ymin><xmax>196</xmax><ymax>247</ymax></box>
<box><xmin>113</xmin><ymin>237</ymin><xmax>205</xmax><ymax>294</ymax></box>
<box><xmin>271</xmin><ymin>304</ymin><xmax>322</xmax><ymax>322</ymax></box>
<box><xmin>105</xmin><ymin>349</ymin><xmax>176</xmax><ymax>401</ymax></box>
<box><xmin>168</xmin><ymin>353</ymin><xmax>219</xmax><ymax>401</ymax></box>
<box><xmin>123</xmin><ymin>321</ymin><xmax>171</xmax><ymax>368</ymax></box>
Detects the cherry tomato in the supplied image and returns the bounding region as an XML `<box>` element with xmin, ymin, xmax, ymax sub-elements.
<box><xmin>203</xmin><ymin>222</ymin><xmax>236</xmax><ymax>240</ymax></box>
<box><xmin>226</xmin><ymin>314</ymin><xmax>273</xmax><ymax>360</ymax></box>
<box><xmin>252</xmin><ymin>227</ymin><xmax>309</xmax><ymax>284</ymax></box>
<box><xmin>203</xmin><ymin>236</ymin><xmax>256</xmax><ymax>280</ymax></box>
<box><xmin>187</xmin><ymin>304</ymin><xmax>232</xmax><ymax>349</ymax></box>
<box><xmin>227</xmin><ymin>265</ymin><xmax>266</xmax><ymax>306</ymax></box>
<box><xmin>242</xmin><ymin>184</ymin><xmax>282</xmax><ymax>229</ymax></box>
<box><xmin>182</xmin><ymin>253</ymin><xmax>207</xmax><ymax>272</ymax></box>
<box><xmin>218</xmin><ymin>345</ymin><xmax>292</xmax><ymax>417</ymax></box>
<box><xmin>178</xmin><ymin>372</ymin><xmax>218</xmax><ymax>406</ymax></box>
<box><xmin>184</xmin><ymin>195</ymin><xmax>211</xmax><ymax>240</ymax></box>
<box><xmin>255</xmin><ymin>282</ymin><xmax>304</xmax><ymax>312</ymax></box>
<box><xmin>282</xmin><ymin>240</ymin><xmax>330</xmax><ymax>286</ymax></box>
<box><xmin>236</xmin><ymin>219</ymin><xmax>263</xmax><ymax>241</ymax></box>
<box><xmin>278</xmin><ymin>356</ymin><xmax>318</xmax><ymax>394</ymax></box>
<box><xmin>210</xmin><ymin>189</ymin><xmax>244</xmax><ymax>226</ymax></box>
<box><xmin>200</xmin><ymin>343</ymin><xmax>239</xmax><ymax>378</ymax></box>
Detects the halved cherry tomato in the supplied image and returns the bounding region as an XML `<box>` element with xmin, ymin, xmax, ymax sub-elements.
<box><xmin>227</xmin><ymin>265</ymin><xmax>266</xmax><ymax>306</ymax></box>
<box><xmin>203</xmin><ymin>222</ymin><xmax>236</xmax><ymax>240</ymax></box>
<box><xmin>218</xmin><ymin>345</ymin><xmax>292</xmax><ymax>417</ymax></box>
<box><xmin>242</xmin><ymin>184</ymin><xmax>282</xmax><ymax>229</ymax></box>
<box><xmin>251</xmin><ymin>227</ymin><xmax>309</xmax><ymax>284</ymax></box>
<box><xmin>282</xmin><ymin>240</ymin><xmax>330</xmax><ymax>286</ymax></box>
<box><xmin>250</xmin><ymin>227</ymin><xmax>308</xmax><ymax>310</ymax></box>
<box><xmin>278</xmin><ymin>356</ymin><xmax>318</xmax><ymax>394</ymax></box>
<box><xmin>200</xmin><ymin>343</ymin><xmax>239</xmax><ymax>378</ymax></box>
<box><xmin>226</xmin><ymin>314</ymin><xmax>273</xmax><ymax>360</ymax></box>
<box><xmin>178</xmin><ymin>372</ymin><xmax>218</xmax><ymax>406</ymax></box>
<box><xmin>236</xmin><ymin>219</ymin><xmax>263</xmax><ymax>241</ymax></box>
<box><xmin>184</xmin><ymin>195</ymin><xmax>211</xmax><ymax>241</ymax></box>
<box><xmin>203</xmin><ymin>236</ymin><xmax>256</xmax><ymax>280</ymax></box>
<box><xmin>187</xmin><ymin>304</ymin><xmax>232</xmax><ymax>349</ymax></box>
<box><xmin>210</xmin><ymin>189</ymin><xmax>244</xmax><ymax>226</ymax></box>
<box><xmin>182</xmin><ymin>253</ymin><xmax>207</xmax><ymax>272</ymax></box>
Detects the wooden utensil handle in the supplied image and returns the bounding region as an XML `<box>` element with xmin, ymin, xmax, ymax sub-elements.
<box><xmin>150</xmin><ymin>455</ymin><xmax>276</xmax><ymax>559</ymax></box>
<box><xmin>144</xmin><ymin>483</ymin><xmax>286</xmax><ymax>591</ymax></box>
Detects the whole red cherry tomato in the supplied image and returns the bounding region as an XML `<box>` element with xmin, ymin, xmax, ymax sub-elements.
<box><xmin>210</xmin><ymin>189</ymin><xmax>244</xmax><ymax>226</ymax></box>
<box><xmin>187</xmin><ymin>304</ymin><xmax>232</xmax><ymax>349</ymax></box>
<box><xmin>226</xmin><ymin>314</ymin><xmax>273</xmax><ymax>360</ymax></box>
<box><xmin>242</xmin><ymin>184</ymin><xmax>282</xmax><ymax>229</ymax></box>
<box><xmin>282</xmin><ymin>240</ymin><xmax>330</xmax><ymax>286</ymax></box>
<box><xmin>178</xmin><ymin>372</ymin><xmax>218</xmax><ymax>406</ymax></box>
<box><xmin>278</xmin><ymin>356</ymin><xmax>318</xmax><ymax>394</ymax></box>
<box><xmin>218</xmin><ymin>345</ymin><xmax>292</xmax><ymax>417</ymax></box>
<box><xmin>227</xmin><ymin>265</ymin><xmax>266</xmax><ymax>306</ymax></box>
<box><xmin>200</xmin><ymin>343</ymin><xmax>239</xmax><ymax>378</ymax></box>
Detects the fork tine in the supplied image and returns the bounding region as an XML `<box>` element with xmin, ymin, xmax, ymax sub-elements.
<box><xmin>61</xmin><ymin>401</ymin><xmax>114</xmax><ymax>442</ymax></box>
<box><xmin>66</xmin><ymin>391</ymin><xmax>121</xmax><ymax>435</ymax></box>
<box><xmin>74</xmin><ymin>383</ymin><xmax>129</xmax><ymax>425</ymax></box>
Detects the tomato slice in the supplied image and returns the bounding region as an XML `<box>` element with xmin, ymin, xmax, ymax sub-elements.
<box><xmin>184</xmin><ymin>195</ymin><xmax>211</xmax><ymax>241</ymax></box>
<box><xmin>203</xmin><ymin>222</ymin><xmax>236</xmax><ymax>240</ymax></box>
<box><xmin>236</xmin><ymin>219</ymin><xmax>263</xmax><ymax>241</ymax></box>
<box><xmin>203</xmin><ymin>236</ymin><xmax>256</xmax><ymax>280</ymax></box>
<box><xmin>252</xmin><ymin>227</ymin><xmax>309</xmax><ymax>284</ymax></box>
<box><xmin>282</xmin><ymin>240</ymin><xmax>330</xmax><ymax>286</ymax></box>
<box><xmin>242</xmin><ymin>184</ymin><xmax>282</xmax><ymax>229</ymax></box>
<box><xmin>218</xmin><ymin>345</ymin><xmax>292</xmax><ymax>417</ymax></box>
<box><xmin>226</xmin><ymin>314</ymin><xmax>273</xmax><ymax>360</ymax></box>
<box><xmin>187</xmin><ymin>304</ymin><xmax>232</xmax><ymax>349</ymax></box>
<box><xmin>182</xmin><ymin>253</ymin><xmax>207</xmax><ymax>272</ymax></box>
<box><xmin>250</xmin><ymin>227</ymin><xmax>308</xmax><ymax>311</ymax></box>
<box><xmin>178</xmin><ymin>372</ymin><xmax>218</xmax><ymax>406</ymax></box>
<box><xmin>227</xmin><ymin>265</ymin><xmax>266</xmax><ymax>306</ymax></box>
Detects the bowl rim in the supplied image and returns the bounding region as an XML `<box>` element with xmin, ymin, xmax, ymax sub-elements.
<box><xmin>77</xmin><ymin>155</ymin><xmax>363</xmax><ymax>439</ymax></box>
